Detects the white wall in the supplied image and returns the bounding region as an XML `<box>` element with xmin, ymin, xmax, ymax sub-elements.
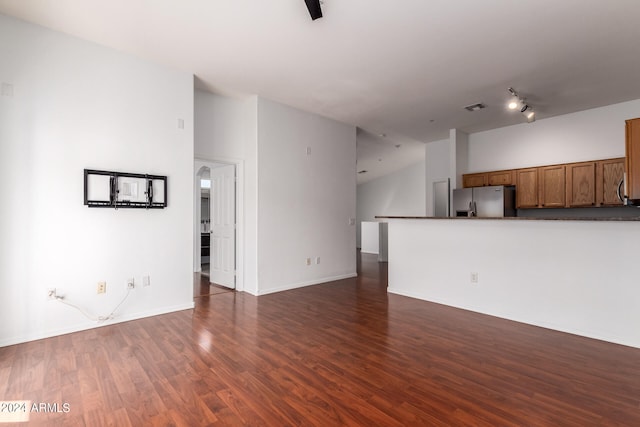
<box><xmin>387</xmin><ymin>218</ymin><xmax>640</xmax><ymax>349</ymax></box>
<box><xmin>194</xmin><ymin>91</ymin><xmax>258</xmax><ymax>293</ymax></box>
<box><xmin>467</xmin><ymin>99</ymin><xmax>640</xmax><ymax>172</ymax></box>
<box><xmin>195</xmin><ymin>94</ymin><xmax>357</xmax><ymax>295</ymax></box>
<box><xmin>360</xmin><ymin>222</ymin><xmax>380</xmax><ymax>254</ymax></box>
<box><xmin>356</xmin><ymin>160</ymin><xmax>425</xmax><ymax>246</ymax></box>
<box><xmin>257</xmin><ymin>98</ymin><xmax>357</xmax><ymax>294</ymax></box>
<box><xmin>450</xmin><ymin>129</ymin><xmax>469</xmax><ymax>189</ymax></box>
<box><xmin>0</xmin><ymin>15</ymin><xmax>194</xmax><ymax>346</ymax></box>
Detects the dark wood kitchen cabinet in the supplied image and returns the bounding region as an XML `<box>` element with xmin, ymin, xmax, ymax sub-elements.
<box><xmin>566</xmin><ymin>162</ymin><xmax>596</xmax><ymax>207</ymax></box>
<box><xmin>516</xmin><ymin>168</ymin><xmax>538</xmax><ymax>208</ymax></box>
<box><xmin>539</xmin><ymin>165</ymin><xmax>566</xmax><ymax>207</ymax></box>
<box><xmin>201</xmin><ymin>233</ymin><xmax>210</xmax><ymax>263</ymax></box>
<box><xmin>626</xmin><ymin>118</ymin><xmax>640</xmax><ymax>201</ymax></box>
<box><xmin>462</xmin><ymin>169</ymin><xmax>514</xmax><ymax>188</ymax></box>
<box><xmin>598</xmin><ymin>158</ymin><xmax>625</xmax><ymax>206</ymax></box>
<box><xmin>488</xmin><ymin>170</ymin><xmax>515</xmax><ymax>186</ymax></box>
<box><xmin>462</xmin><ymin>172</ymin><xmax>488</xmax><ymax>188</ymax></box>
<box><xmin>464</xmin><ymin>156</ymin><xmax>625</xmax><ymax>209</ymax></box>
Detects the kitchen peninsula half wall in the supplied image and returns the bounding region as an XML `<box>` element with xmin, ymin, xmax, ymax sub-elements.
<box><xmin>380</xmin><ymin>216</ymin><xmax>640</xmax><ymax>349</ymax></box>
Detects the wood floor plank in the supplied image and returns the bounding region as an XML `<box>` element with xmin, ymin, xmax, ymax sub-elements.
<box><xmin>215</xmin><ymin>388</ymin><xmax>269</xmax><ymax>427</ymax></box>
<box><xmin>3</xmin><ymin>251</ymin><xmax>640</xmax><ymax>425</ymax></box>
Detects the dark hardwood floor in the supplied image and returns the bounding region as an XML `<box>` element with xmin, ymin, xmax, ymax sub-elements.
<box><xmin>194</xmin><ymin>272</ymin><xmax>234</xmax><ymax>298</ymax></box>
<box><xmin>2</xmin><ymin>252</ymin><xmax>640</xmax><ymax>426</ymax></box>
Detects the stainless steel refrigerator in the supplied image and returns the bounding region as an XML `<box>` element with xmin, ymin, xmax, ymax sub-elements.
<box><xmin>452</xmin><ymin>185</ymin><xmax>516</xmax><ymax>217</ymax></box>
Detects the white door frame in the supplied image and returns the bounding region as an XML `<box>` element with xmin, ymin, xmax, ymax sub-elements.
<box><xmin>194</xmin><ymin>157</ymin><xmax>244</xmax><ymax>293</ymax></box>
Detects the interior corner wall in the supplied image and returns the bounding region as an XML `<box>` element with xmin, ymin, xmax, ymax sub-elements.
<box><xmin>356</xmin><ymin>161</ymin><xmax>426</xmax><ymax>247</ymax></box>
<box><xmin>425</xmin><ymin>138</ymin><xmax>451</xmax><ymax>216</ymax></box>
<box><xmin>0</xmin><ymin>14</ymin><xmax>194</xmax><ymax>347</ymax></box>
<box><xmin>256</xmin><ymin>98</ymin><xmax>357</xmax><ymax>295</ymax></box>
<box><xmin>194</xmin><ymin>90</ymin><xmax>259</xmax><ymax>294</ymax></box>
<box><xmin>467</xmin><ymin>99</ymin><xmax>640</xmax><ymax>172</ymax></box>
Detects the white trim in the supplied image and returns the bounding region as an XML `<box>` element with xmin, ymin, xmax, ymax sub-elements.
<box><xmin>194</xmin><ymin>157</ymin><xmax>245</xmax><ymax>293</ymax></box>
<box><xmin>254</xmin><ymin>273</ymin><xmax>358</xmax><ymax>296</ymax></box>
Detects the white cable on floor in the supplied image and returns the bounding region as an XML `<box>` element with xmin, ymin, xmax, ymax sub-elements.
<box><xmin>53</xmin><ymin>288</ymin><xmax>132</xmax><ymax>323</ymax></box>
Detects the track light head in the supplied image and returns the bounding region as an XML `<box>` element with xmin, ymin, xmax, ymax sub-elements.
<box><xmin>507</xmin><ymin>88</ymin><xmax>523</xmax><ymax>110</ymax></box>
<box><xmin>521</xmin><ymin>105</ymin><xmax>535</xmax><ymax>123</ymax></box>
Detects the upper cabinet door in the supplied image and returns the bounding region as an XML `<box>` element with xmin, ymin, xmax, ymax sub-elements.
<box><xmin>566</xmin><ymin>162</ymin><xmax>596</xmax><ymax>207</ymax></box>
<box><xmin>463</xmin><ymin>173</ymin><xmax>488</xmax><ymax>188</ymax></box>
<box><xmin>488</xmin><ymin>170</ymin><xmax>515</xmax><ymax>186</ymax></box>
<box><xmin>516</xmin><ymin>168</ymin><xmax>538</xmax><ymax>208</ymax></box>
<box><xmin>539</xmin><ymin>165</ymin><xmax>566</xmax><ymax>208</ymax></box>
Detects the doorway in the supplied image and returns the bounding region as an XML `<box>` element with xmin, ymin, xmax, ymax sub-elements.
<box><xmin>195</xmin><ymin>160</ymin><xmax>238</xmax><ymax>296</ymax></box>
<box><xmin>199</xmin><ymin>167</ymin><xmax>211</xmax><ymax>275</ymax></box>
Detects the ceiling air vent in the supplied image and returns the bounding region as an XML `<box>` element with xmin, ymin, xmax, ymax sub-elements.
<box><xmin>464</xmin><ymin>103</ymin><xmax>486</xmax><ymax>112</ymax></box>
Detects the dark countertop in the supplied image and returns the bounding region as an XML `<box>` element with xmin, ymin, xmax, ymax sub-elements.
<box><xmin>375</xmin><ymin>216</ymin><xmax>640</xmax><ymax>222</ymax></box>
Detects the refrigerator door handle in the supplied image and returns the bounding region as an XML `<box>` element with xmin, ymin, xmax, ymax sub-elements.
<box><xmin>617</xmin><ymin>178</ymin><xmax>625</xmax><ymax>203</ymax></box>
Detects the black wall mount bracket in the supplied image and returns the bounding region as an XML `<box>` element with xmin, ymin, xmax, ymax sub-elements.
<box><xmin>84</xmin><ymin>169</ymin><xmax>167</xmax><ymax>209</ymax></box>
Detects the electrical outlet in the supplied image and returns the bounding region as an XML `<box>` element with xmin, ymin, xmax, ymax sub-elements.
<box><xmin>142</xmin><ymin>275</ymin><xmax>150</xmax><ymax>287</ymax></box>
<box><xmin>127</xmin><ymin>278</ymin><xmax>135</xmax><ymax>289</ymax></box>
<box><xmin>1</xmin><ymin>82</ymin><xmax>14</xmax><ymax>97</ymax></box>
<box><xmin>471</xmin><ymin>272</ymin><xmax>478</xmax><ymax>283</ymax></box>
<box><xmin>97</xmin><ymin>281</ymin><xmax>106</xmax><ymax>294</ymax></box>
<box><xmin>306</xmin><ymin>257</ymin><xmax>311</xmax><ymax>266</ymax></box>
<box><xmin>315</xmin><ymin>257</ymin><xmax>320</xmax><ymax>265</ymax></box>
<box><xmin>47</xmin><ymin>288</ymin><xmax>57</xmax><ymax>300</ymax></box>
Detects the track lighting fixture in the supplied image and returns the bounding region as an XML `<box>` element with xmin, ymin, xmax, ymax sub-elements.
<box><xmin>507</xmin><ymin>87</ymin><xmax>535</xmax><ymax>123</ymax></box>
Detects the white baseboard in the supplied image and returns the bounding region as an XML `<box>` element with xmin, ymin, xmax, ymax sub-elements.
<box><xmin>256</xmin><ymin>272</ymin><xmax>357</xmax><ymax>296</ymax></box>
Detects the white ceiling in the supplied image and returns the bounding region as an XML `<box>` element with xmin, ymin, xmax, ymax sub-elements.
<box><xmin>2</xmin><ymin>0</ymin><xmax>640</xmax><ymax>184</ymax></box>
